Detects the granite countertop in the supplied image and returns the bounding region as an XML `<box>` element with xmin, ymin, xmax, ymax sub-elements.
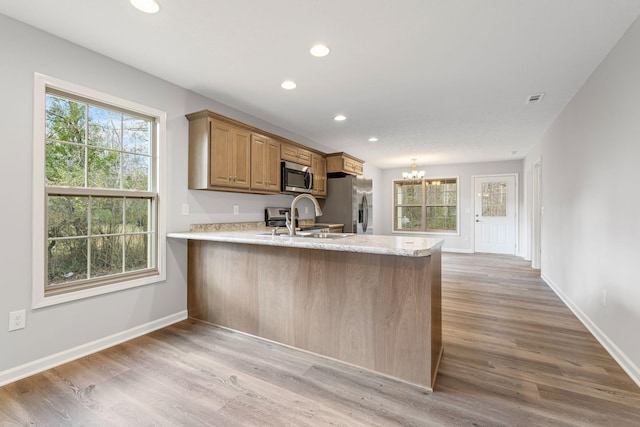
<box><xmin>167</xmin><ymin>229</ymin><xmax>443</xmax><ymax>257</ymax></box>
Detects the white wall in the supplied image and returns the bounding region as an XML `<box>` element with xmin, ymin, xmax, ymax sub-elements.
<box><xmin>523</xmin><ymin>15</ymin><xmax>640</xmax><ymax>384</ymax></box>
<box><xmin>378</xmin><ymin>160</ymin><xmax>524</xmax><ymax>253</ymax></box>
<box><xmin>521</xmin><ymin>140</ymin><xmax>542</xmax><ymax>262</ymax></box>
<box><xmin>0</xmin><ymin>14</ymin><xmax>370</xmax><ymax>378</ymax></box>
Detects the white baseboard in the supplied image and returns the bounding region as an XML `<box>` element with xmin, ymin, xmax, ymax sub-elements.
<box><xmin>541</xmin><ymin>274</ymin><xmax>640</xmax><ymax>389</ymax></box>
<box><xmin>0</xmin><ymin>310</ymin><xmax>188</xmax><ymax>387</ymax></box>
<box><xmin>442</xmin><ymin>247</ymin><xmax>474</xmax><ymax>254</ymax></box>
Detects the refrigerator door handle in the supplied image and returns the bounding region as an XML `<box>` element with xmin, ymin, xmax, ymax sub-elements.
<box><xmin>362</xmin><ymin>194</ymin><xmax>369</xmax><ymax>233</ymax></box>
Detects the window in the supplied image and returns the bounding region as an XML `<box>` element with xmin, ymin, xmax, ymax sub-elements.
<box><xmin>33</xmin><ymin>74</ymin><xmax>166</xmax><ymax>307</ymax></box>
<box><xmin>481</xmin><ymin>181</ymin><xmax>507</xmax><ymax>217</ymax></box>
<box><xmin>393</xmin><ymin>178</ymin><xmax>458</xmax><ymax>233</ymax></box>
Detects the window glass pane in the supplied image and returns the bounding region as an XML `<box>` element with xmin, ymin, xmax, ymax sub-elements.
<box><xmin>46</xmin><ymin>142</ymin><xmax>85</xmax><ymax>187</ymax></box>
<box><xmin>395</xmin><ymin>206</ymin><xmax>422</xmax><ymax>230</ymax></box>
<box><xmin>88</xmin><ymin>148</ymin><xmax>121</xmax><ymax>189</ymax></box>
<box><xmin>90</xmin><ymin>236</ymin><xmax>123</xmax><ymax>278</ymax></box>
<box><xmin>48</xmin><ymin>195</ymin><xmax>89</xmax><ymax>238</ymax></box>
<box><xmin>91</xmin><ymin>197</ymin><xmax>123</xmax><ymax>235</ymax></box>
<box><xmin>123</xmin><ymin>115</ymin><xmax>151</xmax><ymax>154</ymax></box>
<box><xmin>426</xmin><ymin>184</ymin><xmax>444</xmax><ymax>205</ymax></box>
<box><xmin>482</xmin><ymin>182</ymin><xmax>507</xmax><ymax>217</ymax></box>
<box><xmin>426</xmin><ymin>206</ymin><xmax>457</xmax><ymax>231</ymax></box>
<box><xmin>395</xmin><ymin>182</ymin><xmax>422</xmax><ymax>205</ymax></box>
<box><xmin>126</xmin><ymin>198</ymin><xmax>151</xmax><ymax>232</ymax></box>
<box><xmin>122</xmin><ymin>154</ymin><xmax>150</xmax><ymax>191</ymax></box>
<box><xmin>48</xmin><ymin>238</ymin><xmax>88</xmax><ymax>285</ymax></box>
<box><xmin>88</xmin><ymin>106</ymin><xmax>122</xmax><ymax>150</ymax></box>
<box><xmin>125</xmin><ymin>234</ymin><xmax>150</xmax><ymax>272</ymax></box>
<box><xmin>46</xmin><ymin>95</ymin><xmax>86</xmax><ymax>144</ymax></box>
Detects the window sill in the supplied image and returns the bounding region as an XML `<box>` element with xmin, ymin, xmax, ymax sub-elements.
<box><xmin>33</xmin><ymin>272</ymin><xmax>166</xmax><ymax>309</ymax></box>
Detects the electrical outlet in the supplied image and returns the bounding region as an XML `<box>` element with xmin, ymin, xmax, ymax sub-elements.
<box><xmin>181</xmin><ymin>203</ymin><xmax>190</xmax><ymax>215</ymax></box>
<box><xmin>601</xmin><ymin>290</ymin><xmax>607</xmax><ymax>307</ymax></box>
<box><xmin>9</xmin><ymin>309</ymin><xmax>26</xmax><ymax>331</ymax></box>
<box><xmin>233</xmin><ymin>204</ymin><xmax>239</xmax><ymax>215</ymax></box>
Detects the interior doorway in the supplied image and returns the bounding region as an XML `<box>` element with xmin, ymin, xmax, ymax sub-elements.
<box><xmin>473</xmin><ymin>174</ymin><xmax>517</xmax><ymax>254</ymax></box>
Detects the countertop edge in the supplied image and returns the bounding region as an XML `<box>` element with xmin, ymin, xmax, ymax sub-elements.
<box><xmin>168</xmin><ymin>231</ymin><xmax>443</xmax><ymax>258</ymax></box>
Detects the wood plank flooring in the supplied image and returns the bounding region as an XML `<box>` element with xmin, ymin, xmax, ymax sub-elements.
<box><xmin>1</xmin><ymin>253</ymin><xmax>639</xmax><ymax>426</ymax></box>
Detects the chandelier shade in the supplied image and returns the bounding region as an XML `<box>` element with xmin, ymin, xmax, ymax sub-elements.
<box><xmin>402</xmin><ymin>159</ymin><xmax>425</xmax><ymax>180</ymax></box>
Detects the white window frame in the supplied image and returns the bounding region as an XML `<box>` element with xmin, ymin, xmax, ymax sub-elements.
<box><xmin>391</xmin><ymin>176</ymin><xmax>460</xmax><ymax>235</ymax></box>
<box><xmin>32</xmin><ymin>73</ymin><xmax>167</xmax><ymax>308</ymax></box>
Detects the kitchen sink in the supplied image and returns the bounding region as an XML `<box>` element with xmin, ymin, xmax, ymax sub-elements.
<box><xmin>291</xmin><ymin>232</ymin><xmax>351</xmax><ymax>239</ymax></box>
<box><xmin>299</xmin><ymin>225</ymin><xmax>330</xmax><ymax>231</ymax></box>
<box><xmin>255</xmin><ymin>232</ymin><xmax>351</xmax><ymax>239</ymax></box>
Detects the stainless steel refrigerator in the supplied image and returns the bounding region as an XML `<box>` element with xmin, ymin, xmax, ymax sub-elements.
<box><xmin>321</xmin><ymin>175</ymin><xmax>373</xmax><ymax>234</ymax></box>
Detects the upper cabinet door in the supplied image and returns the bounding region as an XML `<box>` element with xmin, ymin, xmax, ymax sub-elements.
<box><xmin>232</xmin><ymin>127</ymin><xmax>251</xmax><ymax>189</ymax></box>
<box><xmin>326</xmin><ymin>152</ymin><xmax>364</xmax><ymax>176</ymax></box>
<box><xmin>281</xmin><ymin>142</ymin><xmax>312</xmax><ymax>166</ymax></box>
<box><xmin>265</xmin><ymin>138</ymin><xmax>281</xmax><ymax>192</ymax></box>
<box><xmin>210</xmin><ymin>121</ymin><xmax>250</xmax><ymax>189</ymax></box>
<box><xmin>311</xmin><ymin>154</ymin><xmax>327</xmax><ymax>197</ymax></box>
<box><xmin>251</xmin><ymin>135</ymin><xmax>281</xmax><ymax>193</ymax></box>
<box><xmin>250</xmin><ymin>134</ymin><xmax>268</xmax><ymax>190</ymax></box>
<box><xmin>210</xmin><ymin>121</ymin><xmax>233</xmax><ymax>186</ymax></box>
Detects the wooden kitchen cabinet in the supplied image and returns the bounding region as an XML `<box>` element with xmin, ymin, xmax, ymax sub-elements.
<box><xmin>281</xmin><ymin>142</ymin><xmax>312</xmax><ymax>166</ymax></box>
<box><xmin>251</xmin><ymin>134</ymin><xmax>281</xmax><ymax>193</ymax></box>
<box><xmin>210</xmin><ymin>121</ymin><xmax>251</xmax><ymax>189</ymax></box>
<box><xmin>187</xmin><ymin>109</ymin><xmax>328</xmax><ymax>194</ymax></box>
<box><xmin>326</xmin><ymin>152</ymin><xmax>364</xmax><ymax>176</ymax></box>
<box><xmin>186</xmin><ymin>111</ymin><xmax>250</xmax><ymax>191</ymax></box>
<box><xmin>311</xmin><ymin>153</ymin><xmax>327</xmax><ymax>197</ymax></box>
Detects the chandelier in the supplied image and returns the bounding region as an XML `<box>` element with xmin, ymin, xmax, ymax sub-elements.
<box><xmin>402</xmin><ymin>158</ymin><xmax>425</xmax><ymax>180</ymax></box>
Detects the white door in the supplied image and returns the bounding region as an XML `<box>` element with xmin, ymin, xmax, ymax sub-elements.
<box><xmin>474</xmin><ymin>175</ymin><xmax>517</xmax><ymax>254</ymax></box>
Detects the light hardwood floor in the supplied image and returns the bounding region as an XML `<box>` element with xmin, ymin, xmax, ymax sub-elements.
<box><xmin>1</xmin><ymin>253</ymin><xmax>639</xmax><ymax>426</ymax></box>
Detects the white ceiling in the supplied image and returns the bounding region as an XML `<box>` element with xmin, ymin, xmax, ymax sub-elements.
<box><xmin>2</xmin><ymin>1</ymin><xmax>640</xmax><ymax>169</ymax></box>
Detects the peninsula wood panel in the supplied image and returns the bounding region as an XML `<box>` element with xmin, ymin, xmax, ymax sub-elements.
<box><xmin>187</xmin><ymin>240</ymin><xmax>442</xmax><ymax>389</ymax></box>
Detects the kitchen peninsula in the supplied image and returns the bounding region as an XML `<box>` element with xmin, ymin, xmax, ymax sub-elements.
<box><xmin>168</xmin><ymin>229</ymin><xmax>444</xmax><ymax>390</ymax></box>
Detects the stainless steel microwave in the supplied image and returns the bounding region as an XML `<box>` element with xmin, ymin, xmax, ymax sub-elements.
<box><xmin>281</xmin><ymin>161</ymin><xmax>314</xmax><ymax>194</ymax></box>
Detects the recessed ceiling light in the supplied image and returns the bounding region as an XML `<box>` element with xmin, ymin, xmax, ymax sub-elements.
<box><xmin>368</xmin><ymin>137</ymin><xmax>379</xmax><ymax>142</ymax></box>
<box><xmin>130</xmin><ymin>0</ymin><xmax>160</xmax><ymax>13</ymax></box>
<box><xmin>310</xmin><ymin>44</ymin><xmax>330</xmax><ymax>57</ymax></box>
<box><xmin>281</xmin><ymin>80</ymin><xmax>297</xmax><ymax>90</ymax></box>
<box><xmin>334</xmin><ymin>114</ymin><xmax>346</xmax><ymax>121</ymax></box>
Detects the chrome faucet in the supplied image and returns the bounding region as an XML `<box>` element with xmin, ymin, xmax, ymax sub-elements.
<box><xmin>286</xmin><ymin>194</ymin><xmax>323</xmax><ymax>236</ymax></box>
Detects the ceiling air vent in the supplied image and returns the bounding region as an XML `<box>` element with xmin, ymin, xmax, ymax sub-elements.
<box><xmin>526</xmin><ymin>93</ymin><xmax>545</xmax><ymax>104</ymax></box>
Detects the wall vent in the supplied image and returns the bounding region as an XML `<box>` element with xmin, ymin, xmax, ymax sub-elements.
<box><xmin>527</xmin><ymin>93</ymin><xmax>545</xmax><ymax>104</ymax></box>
